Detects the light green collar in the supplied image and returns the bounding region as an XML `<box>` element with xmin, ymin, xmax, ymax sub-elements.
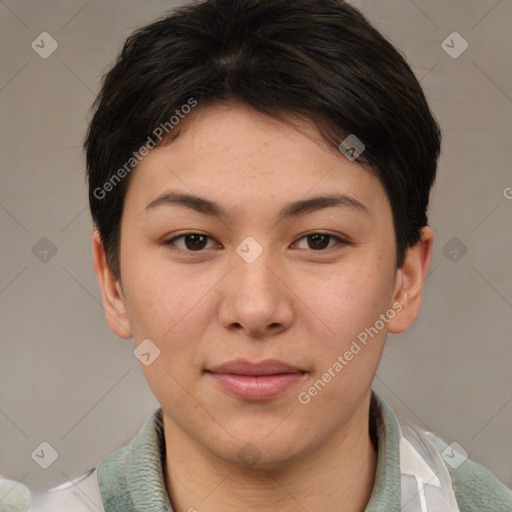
<box><xmin>96</xmin><ymin>390</ymin><xmax>402</xmax><ymax>511</ymax></box>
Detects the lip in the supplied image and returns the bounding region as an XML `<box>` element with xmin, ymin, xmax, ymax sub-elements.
<box><xmin>206</xmin><ymin>358</ymin><xmax>305</xmax><ymax>375</ymax></box>
<box><xmin>205</xmin><ymin>359</ymin><xmax>307</xmax><ymax>401</ymax></box>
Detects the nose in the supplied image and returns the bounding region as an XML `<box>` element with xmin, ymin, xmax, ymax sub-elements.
<box><xmin>217</xmin><ymin>242</ymin><xmax>294</xmax><ymax>338</ymax></box>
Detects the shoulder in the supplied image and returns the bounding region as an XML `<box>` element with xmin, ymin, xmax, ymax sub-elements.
<box><xmin>426</xmin><ymin>432</ymin><xmax>512</xmax><ymax>512</ymax></box>
<box><xmin>28</xmin><ymin>468</ymin><xmax>105</xmax><ymax>512</ymax></box>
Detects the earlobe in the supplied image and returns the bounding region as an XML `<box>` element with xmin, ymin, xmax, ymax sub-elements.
<box><xmin>92</xmin><ymin>230</ymin><xmax>133</xmax><ymax>339</ymax></box>
<box><xmin>387</xmin><ymin>226</ymin><xmax>434</xmax><ymax>334</ymax></box>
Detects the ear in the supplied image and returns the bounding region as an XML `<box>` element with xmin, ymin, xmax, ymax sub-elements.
<box><xmin>92</xmin><ymin>230</ymin><xmax>132</xmax><ymax>339</ymax></box>
<box><xmin>387</xmin><ymin>226</ymin><xmax>434</xmax><ymax>334</ymax></box>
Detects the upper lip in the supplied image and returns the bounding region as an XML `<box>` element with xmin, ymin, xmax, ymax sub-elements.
<box><xmin>206</xmin><ymin>359</ymin><xmax>305</xmax><ymax>376</ymax></box>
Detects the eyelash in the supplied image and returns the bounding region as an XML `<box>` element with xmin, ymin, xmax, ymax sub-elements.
<box><xmin>162</xmin><ymin>232</ymin><xmax>348</xmax><ymax>254</ymax></box>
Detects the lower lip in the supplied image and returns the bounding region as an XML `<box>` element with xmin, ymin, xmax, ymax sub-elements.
<box><xmin>206</xmin><ymin>371</ymin><xmax>306</xmax><ymax>401</ymax></box>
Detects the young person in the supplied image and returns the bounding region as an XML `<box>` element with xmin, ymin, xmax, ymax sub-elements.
<box><xmin>25</xmin><ymin>0</ymin><xmax>512</xmax><ymax>511</ymax></box>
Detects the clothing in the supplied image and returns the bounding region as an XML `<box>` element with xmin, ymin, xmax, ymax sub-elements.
<box><xmin>22</xmin><ymin>391</ymin><xmax>512</xmax><ymax>512</ymax></box>
<box><xmin>0</xmin><ymin>477</ymin><xmax>31</xmax><ymax>512</ymax></box>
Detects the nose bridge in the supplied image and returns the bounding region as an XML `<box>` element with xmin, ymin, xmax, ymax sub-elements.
<box><xmin>218</xmin><ymin>235</ymin><xmax>292</xmax><ymax>334</ymax></box>
<box><xmin>233</xmin><ymin>235</ymin><xmax>279</xmax><ymax>298</ymax></box>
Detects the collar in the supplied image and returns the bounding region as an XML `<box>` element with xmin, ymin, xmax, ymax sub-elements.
<box><xmin>96</xmin><ymin>404</ymin><xmax>172</xmax><ymax>512</ymax></box>
<box><xmin>96</xmin><ymin>390</ymin><xmax>402</xmax><ymax>511</ymax></box>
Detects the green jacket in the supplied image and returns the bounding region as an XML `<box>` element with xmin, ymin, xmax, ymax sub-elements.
<box><xmin>12</xmin><ymin>390</ymin><xmax>512</xmax><ymax>511</ymax></box>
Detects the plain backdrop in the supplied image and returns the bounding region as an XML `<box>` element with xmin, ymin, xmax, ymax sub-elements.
<box><xmin>0</xmin><ymin>0</ymin><xmax>511</xmax><ymax>494</ymax></box>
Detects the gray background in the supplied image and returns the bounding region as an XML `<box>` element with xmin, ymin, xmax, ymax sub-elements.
<box><xmin>0</xmin><ymin>0</ymin><xmax>511</xmax><ymax>495</ymax></box>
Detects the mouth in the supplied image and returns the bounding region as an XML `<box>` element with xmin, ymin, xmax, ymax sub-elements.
<box><xmin>204</xmin><ymin>358</ymin><xmax>307</xmax><ymax>401</ymax></box>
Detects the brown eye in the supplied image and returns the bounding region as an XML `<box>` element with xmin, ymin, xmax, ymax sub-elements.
<box><xmin>163</xmin><ymin>233</ymin><xmax>215</xmax><ymax>252</ymax></box>
<box><xmin>294</xmin><ymin>233</ymin><xmax>344</xmax><ymax>251</ymax></box>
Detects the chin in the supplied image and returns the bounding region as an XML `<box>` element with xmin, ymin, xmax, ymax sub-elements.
<box><xmin>207</xmin><ymin>432</ymin><xmax>309</xmax><ymax>471</ymax></box>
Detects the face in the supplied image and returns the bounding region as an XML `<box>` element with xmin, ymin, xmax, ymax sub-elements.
<box><xmin>95</xmin><ymin>101</ymin><xmax>423</xmax><ymax>469</ymax></box>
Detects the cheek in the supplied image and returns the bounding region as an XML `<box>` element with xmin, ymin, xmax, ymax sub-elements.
<box><xmin>125</xmin><ymin>266</ymin><xmax>214</xmax><ymax>409</ymax></box>
<box><xmin>299</xmin><ymin>261</ymin><xmax>395</xmax><ymax>371</ymax></box>
<box><xmin>122</xmin><ymin>258</ymin><xmax>217</xmax><ymax>351</ymax></box>
<box><xmin>305</xmin><ymin>265</ymin><xmax>393</xmax><ymax>334</ymax></box>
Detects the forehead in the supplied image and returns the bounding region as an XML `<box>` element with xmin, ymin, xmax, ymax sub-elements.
<box><xmin>123</xmin><ymin>102</ymin><xmax>391</xmax><ymax>221</ymax></box>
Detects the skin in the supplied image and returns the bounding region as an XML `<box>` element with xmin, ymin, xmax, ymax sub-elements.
<box><xmin>93</xmin><ymin>100</ymin><xmax>433</xmax><ymax>512</ymax></box>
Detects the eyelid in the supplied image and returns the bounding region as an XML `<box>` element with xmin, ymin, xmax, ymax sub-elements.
<box><xmin>162</xmin><ymin>231</ymin><xmax>349</xmax><ymax>253</ymax></box>
<box><xmin>162</xmin><ymin>232</ymin><xmax>218</xmax><ymax>251</ymax></box>
<box><xmin>292</xmin><ymin>232</ymin><xmax>347</xmax><ymax>250</ymax></box>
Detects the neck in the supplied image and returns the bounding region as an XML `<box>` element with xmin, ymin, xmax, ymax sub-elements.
<box><xmin>163</xmin><ymin>393</ymin><xmax>377</xmax><ymax>512</ymax></box>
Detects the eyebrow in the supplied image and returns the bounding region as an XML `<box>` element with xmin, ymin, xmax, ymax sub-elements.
<box><xmin>144</xmin><ymin>190</ymin><xmax>369</xmax><ymax>220</ymax></box>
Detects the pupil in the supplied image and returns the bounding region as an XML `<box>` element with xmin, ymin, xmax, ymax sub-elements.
<box><xmin>186</xmin><ymin>234</ymin><xmax>207</xmax><ymax>250</ymax></box>
<box><xmin>309</xmin><ymin>234</ymin><xmax>329</xmax><ymax>250</ymax></box>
